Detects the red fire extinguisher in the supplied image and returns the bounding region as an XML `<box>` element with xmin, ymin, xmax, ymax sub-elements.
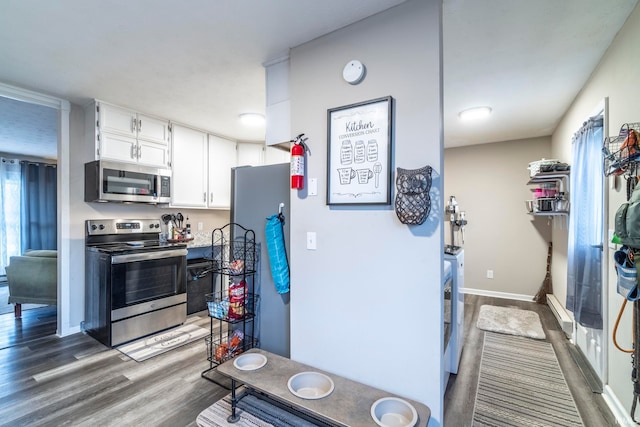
<box><xmin>291</xmin><ymin>134</ymin><xmax>307</xmax><ymax>189</ymax></box>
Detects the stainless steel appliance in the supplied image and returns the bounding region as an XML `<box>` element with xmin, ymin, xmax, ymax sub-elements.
<box><xmin>231</xmin><ymin>164</ymin><xmax>290</xmax><ymax>357</ymax></box>
<box><xmin>84</xmin><ymin>160</ymin><xmax>171</xmax><ymax>204</ymax></box>
<box><xmin>84</xmin><ymin>218</ymin><xmax>187</xmax><ymax>347</ymax></box>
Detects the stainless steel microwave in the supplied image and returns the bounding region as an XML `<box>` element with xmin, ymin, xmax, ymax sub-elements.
<box><xmin>84</xmin><ymin>160</ymin><xmax>171</xmax><ymax>204</ymax></box>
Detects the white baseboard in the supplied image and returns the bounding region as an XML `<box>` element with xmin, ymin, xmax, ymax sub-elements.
<box><xmin>547</xmin><ymin>294</ymin><xmax>573</xmax><ymax>338</ymax></box>
<box><xmin>57</xmin><ymin>325</ymin><xmax>81</xmax><ymax>337</ymax></box>
<box><xmin>461</xmin><ymin>287</ymin><xmax>535</xmax><ymax>302</ymax></box>
<box><xmin>603</xmin><ymin>384</ymin><xmax>636</xmax><ymax>426</ymax></box>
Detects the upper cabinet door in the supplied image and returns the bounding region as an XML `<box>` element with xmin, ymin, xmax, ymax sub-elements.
<box><xmin>265</xmin><ymin>145</ymin><xmax>291</xmax><ymax>165</ymax></box>
<box><xmin>138</xmin><ymin>140</ymin><xmax>169</xmax><ymax>168</ymax></box>
<box><xmin>99</xmin><ymin>103</ymin><xmax>137</xmax><ymax>137</ymax></box>
<box><xmin>237</xmin><ymin>142</ymin><xmax>265</xmax><ymax>167</ymax></box>
<box><xmin>137</xmin><ymin>114</ymin><xmax>170</xmax><ymax>145</ymax></box>
<box><xmin>208</xmin><ymin>135</ymin><xmax>237</xmax><ymax>209</ymax></box>
<box><xmin>99</xmin><ymin>132</ymin><xmax>138</xmax><ymax>164</ymax></box>
<box><xmin>171</xmin><ymin>124</ymin><xmax>208</xmax><ymax>208</ymax></box>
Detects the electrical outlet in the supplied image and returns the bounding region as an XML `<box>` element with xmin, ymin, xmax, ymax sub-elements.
<box><xmin>198</xmin><ymin>222</ymin><xmax>203</xmax><ymax>231</ymax></box>
<box><xmin>487</xmin><ymin>270</ymin><xmax>494</xmax><ymax>279</ymax></box>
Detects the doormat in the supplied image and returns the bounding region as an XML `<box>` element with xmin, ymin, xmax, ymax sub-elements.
<box><xmin>476</xmin><ymin>305</ymin><xmax>546</xmax><ymax>340</ymax></box>
<box><xmin>472</xmin><ymin>332</ymin><xmax>583</xmax><ymax>426</ymax></box>
<box><xmin>197</xmin><ymin>392</ymin><xmax>319</xmax><ymax>427</ymax></box>
<box><xmin>117</xmin><ymin>322</ymin><xmax>209</xmax><ymax>362</ymax></box>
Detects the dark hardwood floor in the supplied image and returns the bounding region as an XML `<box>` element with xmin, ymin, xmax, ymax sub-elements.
<box><xmin>0</xmin><ymin>312</ymin><xmax>228</xmax><ymax>426</ymax></box>
<box><xmin>0</xmin><ymin>295</ymin><xmax>620</xmax><ymax>426</ymax></box>
<box><xmin>0</xmin><ymin>306</ymin><xmax>57</xmax><ymax>350</ymax></box>
<box><xmin>444</xmin><ymin>294</ymin><xmax>617</xmax><ymax>426</ymax></box>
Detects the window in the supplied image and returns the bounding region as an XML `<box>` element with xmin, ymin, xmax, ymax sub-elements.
<box><xmin>0</xmin><ymin>158</ymin><xmax>22</xmax><ymax>276</ymax></box>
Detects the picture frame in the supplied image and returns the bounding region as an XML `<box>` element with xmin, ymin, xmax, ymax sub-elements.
<box><xmin>326</xmin><ymin>96</ymin><xmax>393</xmax><ymax>205</ymax></box>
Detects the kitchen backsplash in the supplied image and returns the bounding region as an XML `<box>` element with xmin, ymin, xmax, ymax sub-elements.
<box><xmin>187</xmin><ymin>231</ymin><xmax>212</xmax><ymax>248</ymax></box>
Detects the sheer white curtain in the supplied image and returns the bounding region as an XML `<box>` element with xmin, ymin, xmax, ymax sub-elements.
<box><xmin>566</xmin><ymin>116</ymin><xmax>604</xmax><ymax>328</ymax></box>
<box><xmin>0</xmin><ymin>158</ymin><xmax>22</xmax><ymax>276</ymax></box>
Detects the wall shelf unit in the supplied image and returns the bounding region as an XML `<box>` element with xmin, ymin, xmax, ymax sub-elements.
<box><xmin>526</xmin><ymin>170</ymin><xmax>570</xmax><ymax>217</ymax></box>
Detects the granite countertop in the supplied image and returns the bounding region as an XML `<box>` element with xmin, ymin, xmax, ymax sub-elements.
<box><xmin>217</xmin><ymin>349</ymin><xmax>431</xmax><ymax>427</ymax></box>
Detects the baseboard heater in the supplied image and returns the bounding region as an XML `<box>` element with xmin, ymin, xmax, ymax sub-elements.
<box><xmin>547</xmin><ymin>294</ymin><xmax>573</xmax><ymax>338</ymax></box>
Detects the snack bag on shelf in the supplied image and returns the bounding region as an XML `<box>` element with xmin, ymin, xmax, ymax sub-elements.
<box><xmin>229</xmin><ymin>259</ymin><xmax>245</xmax><ymax>274</ymax></box>
<box><xmin>214</xmin><ymin>342</ymin><xmax>229</xmax><ymax>362</ymax></box>
<box><xmin>228</xmin><ymin>279</ymin><xmax>247</xmax><ymax>320</ymax></box>
<box><xmin>228</xmin><ymin>330</ymin><xmax>245</xmax><ymax>356</ymax></box>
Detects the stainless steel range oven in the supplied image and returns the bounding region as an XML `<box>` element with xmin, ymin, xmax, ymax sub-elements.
<box><xmin>84</xmin><ymin>218</ymin><xmax>187</xmax><ymax>347</ymax></box>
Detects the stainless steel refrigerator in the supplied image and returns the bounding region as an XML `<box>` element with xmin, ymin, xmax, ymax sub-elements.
<box><xmin>230</xmin><ymin>163</ymin><xmax>290</xmax><ymax>357</ymax></box>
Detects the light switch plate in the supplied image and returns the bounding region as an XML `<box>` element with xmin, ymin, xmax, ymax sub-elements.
<box><xmin>307</xmin><ymin>232</ymin><xmax>317</xmax><ymax>250</ymax></box>
<box><xmin>309</xmin><ymin>178</ymin><xmax>318</xmax><ymax>196</ymax></box>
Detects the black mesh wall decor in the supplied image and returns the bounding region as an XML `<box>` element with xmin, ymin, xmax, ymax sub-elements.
<box><xmin>394</xmin><ymin>165</ymin><xmax>432</xmax><ymax>225</ymax></box>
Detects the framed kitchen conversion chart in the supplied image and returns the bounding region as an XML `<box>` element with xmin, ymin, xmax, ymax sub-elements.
<box><xmin>326</xmin><ymin>96</ymin><xmax>393</xmax><ymax>205</ymax></box>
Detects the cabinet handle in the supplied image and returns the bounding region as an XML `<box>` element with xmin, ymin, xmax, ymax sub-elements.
<box><xmin>131</xmin><ymin>117</ymin><xmax>136</xmax><ymax>133</ymax></box>
<box><xmin>138</xmin><ymin>119</ymin><xmax>142</xmax><ymax>132</ymax></box>
<box><xmin>137</xmin><ymin>146</ymin><xmax>141</xmax><ymax>159</ymax></box>
<box><xmin>130</xmin><ymin>145</ymin><xmax>136</xmax><ymax>159</ymax></box>
<box><xmin>203</xmin><ymin>192</ymin><xmax>207</xmax><ymax>203</ymax></box>
<box><xmin>210</xmin><ymin>192</ymin><xmax>213</xmax><ymax>203</ymax></box>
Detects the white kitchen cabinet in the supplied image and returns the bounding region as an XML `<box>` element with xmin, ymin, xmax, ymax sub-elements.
<box><xmin>89</xmin><ymin>100</ymin><xmax>170</xmax><ymax>168</ymax></box>
<box><xmin>171</xmin><ymin>125</ymin><xmax>237</xmax><ymax>209</ymax></box>
<box><xmin>171</xmin><ymin>124</ymin><xmax>208</xmax><ymax>208</ymax></box>
<box><xmin>237</xmin><ymin>142</ymin><xmax>265</xmax><ymax>166</ymax></box>
<box><xmin>265</xmin><ymin>145</ymin><xmax>290</xmax><ymax>165</ymax></box>
<box><xmin>208</xmin><ymin>135</ymin><xmax>237</xmax><ymax>209</ymax></box>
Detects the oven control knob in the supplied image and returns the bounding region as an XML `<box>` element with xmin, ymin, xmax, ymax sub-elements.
<box><xmin>91</xmin><ymin>224</ymin><xmax>97</xmax><ymax>231</ymax></box>
<box><xmin>99</xmin><ymin>224</ymin><xmax>105</xmax><ymax>230</ymax></box>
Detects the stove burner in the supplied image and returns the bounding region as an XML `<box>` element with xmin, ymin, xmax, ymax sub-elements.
<box><xmin>85</xmin><ymin>219</ymin><xmax>187</xmax><ymax>255</ymax></box>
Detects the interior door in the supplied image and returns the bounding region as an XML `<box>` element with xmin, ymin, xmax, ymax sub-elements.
<box><xmin>573</xmin><ymin>99</ymin><xmax>608</xmax><ymax>383</ymax></box>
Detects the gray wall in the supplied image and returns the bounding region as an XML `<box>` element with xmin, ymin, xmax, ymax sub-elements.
<box><xmin>444</xmin><ymin>137</ymin><xmax>552</xmax><ymax>298</ymax></box>
<box><xmin>289</xmin><ymin>0</ymin><xmax>445</xmax><ymax>425</ymax></box>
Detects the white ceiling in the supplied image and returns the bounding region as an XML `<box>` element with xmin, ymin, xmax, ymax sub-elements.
<box><xmin>0</xmin><ymin>0</ymin><xmax>637</xmax><ymax>159</ymax></box>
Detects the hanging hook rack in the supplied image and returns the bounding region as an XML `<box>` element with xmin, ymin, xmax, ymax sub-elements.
<box><xmin>278</xmin><ymin>202</ymin><xmax>285</xmax><ymax>224</ymax></box>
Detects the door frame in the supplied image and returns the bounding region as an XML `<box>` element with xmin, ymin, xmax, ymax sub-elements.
<box><xmin>573</xmin><ymin>97</ymin><xmax>609</xmax><ymax>383</ymax></box>
<box><xmin>0</xmin><ymin>82</ymin><xmax>71</xmax><ymax>337</ymax></box>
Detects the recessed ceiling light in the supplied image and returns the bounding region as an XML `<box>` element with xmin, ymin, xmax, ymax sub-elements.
<box><xmin>458</xmin><ymin>106</ymin><xmax>492</xmax><ymax>121</ymax></box>
<box><xmin>239</xmin><ymin>113</ymin><xmax>265</xmax><ymax>126</ymax></box>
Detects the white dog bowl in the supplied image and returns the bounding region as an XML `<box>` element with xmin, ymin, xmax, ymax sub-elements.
<box><xmin>287</xmin><ymin>372</ymin><xmax>335</xmax><ymax>399</ymax></box>
<box><xmin>371</xmin><ymin>397</ymin><xmax>418</xmax><ymax>427</ymax></box>
<box><xmin>233</xmin><ymin>353</ymin><xmax>267</xmax><ymax>371</ymax></box>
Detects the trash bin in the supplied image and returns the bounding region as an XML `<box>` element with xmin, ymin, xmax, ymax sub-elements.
<box><xmin>186</xmin><ymin>258</ymin><xmax>216</xmax><ymax>315</ymax></box>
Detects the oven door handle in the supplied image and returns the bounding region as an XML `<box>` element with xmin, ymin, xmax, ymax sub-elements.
<box><xmin>111</xmin><ymin>249</ymin><xmax>188</xmax><ymax>264</ymax></box>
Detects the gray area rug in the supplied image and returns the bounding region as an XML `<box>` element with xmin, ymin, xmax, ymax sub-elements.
<box><xmin>197</xmin><ymin>392</ymin><xmax>319</xmax><ymax>427</ymax></box>
<box><xmin>117</xmin><ymin>321</ymin><xmax>208</xmax><ymax>362</ymax></box>
<box><xmin>472</xmin><ymin>332</ymin><xmax>583</xmax><ymax>427</ymax></box>
<box><xmin>476</xmin><ymin>304</ymin><xmax>546</xmax><ymax>339</ymax></box>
